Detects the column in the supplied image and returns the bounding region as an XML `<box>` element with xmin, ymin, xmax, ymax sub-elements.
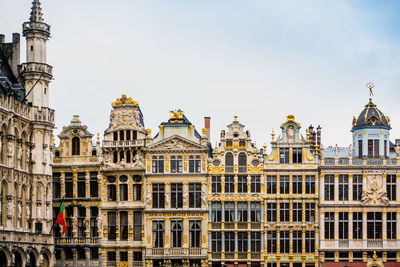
<box><xmin>382</xmin><ymin>211</ymin><xmax>387</xmax><ymax>240</ymax></box>
<box><xmin>334</xmin><ymin>211</ymin><xmax>339</xmax><ymax>240</ymax></box>
<box><xmin>183</xmin><ymin>217</ymin><xmax>189</xmax><ymax>250</ymax></box>
<box><xmin>72</xmin><ymin>170</ymin><xmax>77</xmax><ymax>198</ymax></box>
<box><xmin>85</xmin><ymin>170</ymin><xmax>90</xmax><ymax>198</ymax></box>
<box><xmin>85</xmin><ymin>205</ymin><xmax>90</xmax><ymax>239</ymax></box>
<box><xmin>320</xmin><ymin>212</ymin><xmax>325</xmax><ymax>240</ymax></box>
<box><xmin>289</xmin><ymin>174</ymin><xmax>293</xmax><ymax>195</ymax></box>
<box><xmin>349</xmin><ymin>174</ymin><xmax>353</xmax><ymax>201</ymax></box>
<box><xmin>183</xmin><ymin>182</ymin><xmax>189</xmax><ymax>209</ymax></box>
<box><xmin>396</xmin><ymin>174</ymin><xmax>400</xmax><ymax>202</ymax></box>
<box><xmin>315</xmin><ymin>174</ymin><xmax>319</xmax><ymax>196</ymax></box>
<box><xmin>362</xmin><ymin>211</ymin><xmax>367</xmax><ymax>240</ymax></box>
<box><xmin>320</xmin><ymin>174</ymin><xmax>325</xmax><ymax>202</ymax></box>
<box><xmin>165</xmin><ymin>218</ymin><xmax>170</xmax><ymax>249</ymax></box>
<box><xmin>277</xmin><ymin>175</ymin><xmax>281</xmax><ymax>195</ymax></box>
<box><xmin>334</xmin><ymin>174</ymin><xmax>339</xmax><ymax>201</ymax></box>
<box><xmin>60</xmin><ymin>171</ymin><xmax>65</xmax><ymax>197</ymax></box>
<box><xmin>302</xmin><ymin>174</ymin><xmax>305</xmax><ymax>195</ymax></box>
<box><xmin>165</xmin><ymin>182</ymin><xmax>170</xmax><ymax>209</ymax></box>
<box><xmin>247</xmin><ymin>175</ymin><xmax>251</xmax><ymax>194</ymax></box>
<box><xmin>349</xmin><ymin>212</ymin><xmax>353</xmax><ymax>240</ymax></box>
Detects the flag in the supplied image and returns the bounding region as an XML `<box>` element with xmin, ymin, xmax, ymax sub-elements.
<box><xmin>55</xmin><ymin>200</ymin><xmax>67</xmax><ymax>234</ymax></box>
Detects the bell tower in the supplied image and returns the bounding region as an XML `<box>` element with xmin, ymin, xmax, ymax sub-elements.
<box><xmin>21</xmin><ymin>0</ymin><xmax>52</xmax><ymax>109</ymax></box>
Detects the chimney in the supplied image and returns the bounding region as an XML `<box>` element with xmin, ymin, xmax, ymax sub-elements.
<box><xmin>0</xmin><ymin>35</ymin><xmax>4</xmax><ymax>44</ymax></box>
<box><xmin>204</xmin><ymin>117</ymin><xmax>211</xmax><ymax>140</ymax></box>
<box><xmin>10</xmin><ymin>33</ymin><xmax>20</xmax><ymax>77</ymax></box>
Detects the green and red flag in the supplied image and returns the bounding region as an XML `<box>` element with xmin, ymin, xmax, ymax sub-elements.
<box><xmin>55</xmin><ymin>200</ymin><xmax>67</xmax><ymax>234</ymax></box>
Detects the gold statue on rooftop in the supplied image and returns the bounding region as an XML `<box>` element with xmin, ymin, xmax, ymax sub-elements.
<box><xmin>170</xmin><ymin>109</ymin><xmax>184</xmax><ymax>119</ymax></box>
<box><xmin>112</xmin><ymin>94</ymin><xmax>138</xmax><ymax>107</ymax></box>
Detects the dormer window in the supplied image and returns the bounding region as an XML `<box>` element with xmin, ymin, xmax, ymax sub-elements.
<box><xmin>292</xmin><ymin>148</ymin><xmax>302</xmax><ymax>163</ymax></box>
<box><xmin>72</xmin><ymin>137</ymin><xmax>80</xmax><ymax>156</ymax></box>
<box><xmin>238</xmin><ymin>152</ymin><xmax>247</xmax><ymax>173</ymax></box>
<box><xmin>368</xmin><ymin>139</ymin><xmax>379</xmax><ymax>158</ymax></box>
<box><xmin>189</xmin><ymin>156</ymin><xmax>201</xmax><ymax>173</ymax></box>
<box><xmin>152</xmin><ymin>156</ymin><xmax>164</xmax><ymax>173</ymax></box>
<box><xmin>225</xmin><ymin>152</ymin><xmax>234</xmax><ymax>173</ymax></box>
<box><xmin>226</xmin><ymin>140</ymin><xmax>233</xmax><ymax>147</ymax></box>
<box><xmin>239</xmin><ymin>140</ymin><xmax>246</xmax><ymax>147</ymax></box>
<box><xmin>279</xmin><ymin>148</ymin><xmax>289</xmax><ymax>164</ymax></box>
<box><xmin>91</xmin><ymin>149</ymin><xmax>97</xmax><ymax>156</ymax></box>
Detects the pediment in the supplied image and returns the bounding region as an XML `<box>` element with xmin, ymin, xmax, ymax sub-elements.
<box><xmin>146</xmin><ymin>135</ymin><xmax>206</xmax><ymax>152</ymax></box>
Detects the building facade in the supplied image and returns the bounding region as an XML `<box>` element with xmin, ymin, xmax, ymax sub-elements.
<box><xmin>143</xmin><ymin>110</ymin><xmax>209</xmax><ymax>267</ymax></box>
<box><xmin>0</xmin><ymin>0</ymin><xmax>54</xmax><ymax>266</ymax></box>
<box><xmin>319</xmin><ymin>97</ymin><xmax>400</xmax><ymax>267</ymax></box>
<box><xmin>208</xmin><ymin>116</ymin><xmax>264</xmax><ymax>267</ymax></box>
<box><xmin>52</xmin><ymin>116</ymin><xmax>102</xmax><ymax>267</ymax></box>
<box><xmin>263</xmin><ymin>115</ymin><xmax>320</xmax><ymax>267</ymax></box>
<box><xmin>101</xmin><ymin>95</ymin><xmax>147</xmax><ymax>267</ymax></box>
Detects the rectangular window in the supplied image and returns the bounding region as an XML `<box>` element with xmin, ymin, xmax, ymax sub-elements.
<box><xmin>251</xmin><ymin>232</ymin><xmax>261</xmax><ymax>252</ymax></box>
<box><xmin>108</xmin><ymin>212</ymin><xmax>117</xmax><ymax>240</ymax></box>
<box><xmin>152</xmin><ymin>220</ymin><xmax>165</xmax><ymax>248</ymax></box>
<box><xmin>267</xmin><ymin>176</ymin><xmax>277</xmax><ymax>194</ymax></box>
<box><xmin>280</xmin><ymin>231</ymin><xmax>290</xmax><ymax>253</ymax></box>
<box><xmin>53</xmin><ymin>173</ymin><xmax>61</xmax><ymax>198</ymax></box>
<box><xmin>77</xmin><ymin>207</ymin><xmax>86</xmax><ymax>237</ymax></box>
<box><xmin>65</xmin><ymin>172</ymin><xmax>73</xmax><ymax>198</ymax></box>
<box><xmin>171</xmin><ymin>183</ymin><xmax>183</xmax><ymax>209</ymax></box>
<box><xmin>387</xmin><ymin>174</ymin><xmax>396</xmax><ymax>201</ymax></box>
<box><xmin>353</xmin><ymin>174</ymin><xmax>362</xmax><ymax>201</ymax></box>
<box><xmin>324</xmin><ymin>174</ymin><xmax>334</xmax><ymax>201</ymax></box>
<box><xmin>133</xmin><ymin>184</ymin><xmax>142</xmax><ymax>201</ymax></box>
<box><xmin>107</xmin><ymin>252</ymin><xmax>116</xmax><ymax>262</ymax></box>
<box><xmin>133</xmin><ymin>211</ymin><xmax>143</xmax><ymax>241</ymax></box>
<box><xmin>368</xmin><ymin>139</ymin><xmax>379</xmax><ymax>158</ymax></box>
<box><xmin>120</xmin><ymin>211</ymin><xmax>128</xmax><ymax>240</ymax></box>
<box><xmin>280</xmin><ymin>175</ymin><xmax>290</xmax><ymax>194</ymax></box>
<box><xmin>90</xmin><ymin>207</ymin><xmax>98</xmax><ymax>237</ymax></box>
<box><xmin>387</xmin><ymin>212</ymin><xmax>396</xmax><ymax>240</ymax></box>
<box><xmin>77</xmin><ymin>172</ymin><xmax>86</xmax><ymax>198</ymax></box>
<box><xmin>212</xmin><ymin>176</ymin><xmax>221</xmax><ymax>193</ymax></box>
<box><xmin>238</xmin><ymin>232</ymin><xmax>248</xmax><ymax>252</ymax></box>
<box><xmin>90</xmin><ymin>172</ymin><xmax>98</xmax><ymax>197</ymax></box>
<box><xmin>325</xmin><ymin>212</ymin><xmax>334</xmax><ymax>239</ymax></box>
<box><xmin>367</xmin><ymin>212</ymin><xmax>382</xmax><ymax>239</ymax></box>
<box><xmin>293</xmin><ymin>148</ymin><xmax>303</xmax><ymax>163</ymax></box>
<box><xmin>339</xmin><ymin>212</ymin><xmax>348</xmax><ymax>239</ymax></box>
<box><xmin>224</xmin><ymin>202</ymin><xmax>235</xmax><ymax>222</ymax></box>
<box><xmin>152</xmin><ymin>183</ymin><xmax>165</xmax><ymax>209</ymax></box>
<box><xmin>305</xmin><ymin>203</ymin><xmax>315</xmax><ymax>222</ymax></box>
<box><xmin>211</xmin><ymin>232</ymin><xmax>222</xmax><ymax>252</ymax></box>
<box><xmin>267</xmin><ymin>203</ymin><xmax>276</xmax><ymax>222</ymax></box>
<box><xmin>225</xmin><ymin>176</ymin><xmax>234</xmax><ymax>193</ymax></box>
<box><xmin>107</xmin><ymin>184</ymin><xmax>116</xmax><ymax>201</ymax></box>
<box><xmin>238</xmin><ymin>176</ymin><xmax>247</xmax><ymax>193</ymax></box>
<box><xmin>250</xmin><ymin>202</ymin><xmax>261</xmax><ymax>222</ymax></box>
<box><xmin>225</xmin><ymin>232</ymin><xmax>235</xmax><ymax>252</ymax></box>
<box><xmin>189</xmin><ymin>220</ymin><xmax>201</xmax><ymax>247</ymax></box>
<box><xmin>189</xmin><ymin>183</ymin><xmax>201</xmax><ymax>208</ymax></box>
<box><xmin>293</xmin><ymin>230</ymin><xmax>302</xmax><ymax>253</ymax></box>
<box><xmin>353</xmin><ymin>212</ymin><xmax>363</xmax><ymax>239</ymax></box>
<box><xmin>251</xmin><ymin>176</ymin><xmax>261</xmax><ymax>193</ymax></box>
<box><xmin>384</xmin><ymin>140</ymin><xmax>387</xmax><ymax>157</ymax></box>
<box><xmin>293</xmin><ymin>203</ymin><xmax>302</xmax><ymax>222</ymax></box>
<box><xmin>211</xmin><ymin>203</ymin><xmax>222</xmax><ymax>222</ymax></box>
<box><xmin>305</xmin><ymin>175</ymin><xmax>315</xmax><ymax>194</ymax></box>
<box><xmin>292</xmin><ymin>175</ymin><xmax>302</xmax><ymax>194</ymax></box>
<box><xmin>280</xmin><ymin>148</ymin><xmax>290</xmax><ymax>164</ymax></box>
<box><xmin>152</xmin><ymin>156</ymin><xmax>164</xmax><ymax>173</ymax></box>
<box><xmin>267</xmin><ymin>231</ymin><xmax>277</xmax><ymax>253</ymax></box>
<box><xmin>170</xmin><ymin>156</ymin><xmax>183</xmax><ymax>173</ymax></box>
<box><xmin>171</xmin><ymin>220</ymin><xmax>183</xmax><ymax>247</ymax></box>
<box><xmin>358</xmin><ymin>140</ymin><xmax>363</xmax><ymax>158</ymax></box>
<box><xmin>119</xmin><ymin>184</ymin><xmax>128</xmax><ymax>201</ymax></box>
<box><xmin>339</xmin><ymin>174</ymin><xmax>349</xmax><ymax>201</ymax></box>
<box><xmin>237</xmin><ymin>202</ymin><xmax>248</xmax><ymax>222</ymax></box>
<box><xmin>305</xmin><ymin>231</ymin><xmax>315</xmax><ymax>253</ymax></box>
<box><xmin>120</xmin><ymin>251</ymin><xmax>128</xmax><ymax>262</ymax></box>
<box><xmin>280</xmin><ymin>203</ymin><xmax>289</xmax><ymax>222</ymax></box>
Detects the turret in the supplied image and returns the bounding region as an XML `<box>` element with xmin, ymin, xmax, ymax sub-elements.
<box><xmin>21</xmin><ymin>0</ymin><xmax>52</xmax><ymax>109</ymax></box>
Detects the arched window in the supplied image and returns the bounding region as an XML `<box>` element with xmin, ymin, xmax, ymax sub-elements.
<box><xmin>113</xmin><ymin>151</ymin><xmax>118</xmax><ymax>163</ymax></box>
<box><xmin>126</xmin><ymin>151</ymin><xmax>131</xmax><ymax>163</ymax></box>
<box><xmin>190</xmin><ymin>221</ymin><xmax>201</xmax><ymax>247</ymax></box>
<box><xmin>238</xmin><ymin>152</ymin><xmax>247</xmax><ymax>173</ymax></box>
<box><xmin>107</xmin><ymin>185</ymin><xmax>116</xmax><ymax>201</ymax></box>
<box><xmin>113</xmin><ymin>132</ymin><xmax>118</xmax><ymax>141</ymax></box>
<box><xmin>72</xmin><ymin>137</ymin><xmax>80</xmax><ymax>156</ymax></box>
<box><xmin>120</xmin><ymin>130</ymin><xmax>125</xmax><ymax>141</ymax></box>
<box><xmin>225</xmin><ymin>152</ymin><xmax>234</xmax><ymax>173</ymax></box>
<box><xmin>120</xmin><ymin>183</ymin><xmax>128</xmax><ymax>201</ymax></box>
<box><xmin>120</xmin><ymin>151</ymin><xmax>125</xmax><ymax>162</ymax></box>
<box><xmin>91</xmin><ymin>149</ymin><xmax>97</xmax><ymax>156</ymax></box>
<box><xmin>171</xmin><ymin>220</ymin><xmax>183</xmax><ymax>248</ymax></box>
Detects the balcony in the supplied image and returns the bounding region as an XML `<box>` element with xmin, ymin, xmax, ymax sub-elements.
<box><xmin>55</xmin><ymin>237</ymin><xmax>100</xmax><ymax>245</ymax></box>
<box><xmin>32</xmin><ymin>107</ymin><xmax>55</xmax><ymax>124</ymax></box>
<box><xmin>367</xmin><ymin>239</ymin><xmax>383</xmax><ymax>248</ymax></box>
<box><xmin>338</xmin><ymin>240</ymin><xmax>349</xmax><ymax>247</ymax></box>
<box><xmin>146</xmin><ymin>247</ymin><xmax>207</xmax><ymax>257</ymax></box>
<box><xmin>102</xmin><ymin>139</ymin><xmax>144</xmax><ymax>148</ymax></box>
<box><xmin>323</xmin><ymin>158</ymin><xmax>399</xmax><ymax>166</ymax></box>
<box><xmin>20</xmin><ymin>62</ymin><xmax>52</xmax><ymax>77</ymax></box>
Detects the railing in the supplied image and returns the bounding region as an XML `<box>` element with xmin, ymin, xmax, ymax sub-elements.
<box><xmin>251</xmin><ymin>222</ymin><xmax>262</xmax><ymax>229</ymax></box>
<box><xmin>132</xmin><ymin>262</ymin><xmax>144</xmax><ymax>267</ymax></box>
<box><xmin>20</xmin><ymin>62</ymin><xmax>52</xmax><ymax>76</ymax></box>
<box><xmin>323</xmin><ymin>158</ymin><xmax>398</xmax><ymax>166</ymax></box>
<box><xmin>251</xmin><ymin>253</ymin><xmax>261</xmax><ymax>259</ymax></box>
<box><xmin>212</xmin><ymin>223</ymin><xmax>221</xmax><ymax>229</ymax></box>
<box><xmin>353</xmin><ymin>159</ymin><xmax>363</xmax><ymax>165</ymax></box>
<box><xmin>56</xmin><ymin>237</ymin><xmax>100</xmax><ymax>245</ymax></box>
<box><xmin>338</xmin><ymin>159</ymin><xmax>349</xmax><ymax>165</ymax></box>
<box><xmin>225</xmin><ymin>166</ymin><xmax>234</xmax><ymax>173</ymax></box>
<box><xmin>225</xmin><ymin>253</ymin><xmax>235</xmax><ymax>259</ymax></box>
<box><xmin>106</xmin><ymin>262</ymin><xmax>118</xmax><ymax>267</ymax></box>
<box><xmin>212</xmin><ymin>253</ymin><xmax>221</xmax><ymax>259</ymax></box>
<box><xmin>238</xmin><ymin>252</ymin><xmax>247</xmax><ymax>259</ymax></box>
<box><xmin>32</xmin><ymin>106</ymin><xmax>55</xmax><ymax>124</ymax></box>
<box><xmin>324</xmin><ymin>159</ymin><xmax>335</xmax><ymax>165</ymax></box>
<box><xmin>237</xmin><ymin>222</ymin><xmax>248</xmax><ymax>229</ymax></box>
<box><xmin>102</xmin><ymin>139</ymin><xmax>144</xmax><ymax>148</ymax></box>
<box><xmin>367</xmin><ymin>239</ymin><xmax>383</xmax><ymax>248</ymax></box>
<box><xmin>238</xmin><ymin>166</ymin><xmax>247</xmax><ymax>173</ymax></box>
<box><xmin>225</xmin><ymin>222</ymin><xmax>235</xmax><ymax>229</ymax></box>
<box><xmin>23</xmin><ymin>21</ymin><xmax>51</xmax><ymax>33</ymax></box>
<box><xmin>367</xmin><ymin>159</ymin><xmax>383</xmax><ymax>165</ymax></box>
<box><xmin>146</xmin><ymin>248</ymin><xmax>207</xmax><ymax>257</ymax></box>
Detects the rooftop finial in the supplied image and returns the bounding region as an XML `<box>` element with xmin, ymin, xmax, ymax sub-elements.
<box><xmin>30</xmin><ymin>0</ymin><xmax>44</xmax><ymax>22</ymax></box>
<box><xmin>366</xmin><ymin>82</ymin><xmax>374</xmax><ymax>101</ymax></box>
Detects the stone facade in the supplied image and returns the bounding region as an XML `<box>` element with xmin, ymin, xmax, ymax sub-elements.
<box><xmin>0</xmin><ymin>0</ymin><xmax>54</xmax><ymax>266</ymax></box>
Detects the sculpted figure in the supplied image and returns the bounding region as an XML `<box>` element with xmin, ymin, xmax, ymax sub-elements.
<box><xmin>201</xmin><ymin>191</ymin><xmax>207</xmax><ymax>207</ymax></box>
<box><xmin>7</xmin><ymin>200</ymin><xmax>14</xmax><ymax>216</ymax></box>
<box><xmin>165</xmin><ymin>193</ymin><xmax>170</xmax><ymax>208</ymax></box>
<box><xmin>0</xmin><ymin>138</ymin><xmax>2</xmax><ymax>156</ymax></box>
<box><xmin>96</xmin><ymin>217</ymin><xmax>102</xmax><ymax>233</ymax></box>
<box><xmin>17</xmin><ymin>202</ymin><xmax>21</xmax><ymax>218</ymax></box>
<box><xmin>183</xmin><ymin>193</ymin><xmax>188</xmax><ymax>207</ymax></box>
<box><xmin>334</xmin><ymin>144</ymin><xmax>339</xmax><ymax>158</ymax></box>
<box><xmin>146</xmin><ymin>191</ymin><xmax>152</xmax><ymax>205</ymax></box>
<box><xmin>72</xmin><ymin>217</ymin><xmax>78</xmax><ymax>230</ymax></box>
<box><xmin>17</xmin><ymin>144</ymin><xmax>22</xmax><ymax>162</ymax></box>
<box><xmin>43</xmin><ymin>148</ymin><xmax>48</xmax><ymax>163</ymax></box>
<box><xmin>395</xmin><ymin>145</ymin><xmax>400</xmax><ymax>158</ymax></box>
<box><xmin>26</xmin><ymin>148</ymin><xmax>30</xmax><ymax>163</ymax></box>
<box><xmin>134</xmin><ymin>109</ymin><xmax>142</xmax><ymax>127</ymax></box>
<box><xmin>26</xmin><ymin>204</ymin><xmax>30</xmax><ymax>219</ymax></box>
<box><xmin>84</xmin><ymin>217</ymin><xmax>90</xmax><ymax>230</ymax></box>
<box><xmin>7</xmin><ymin>142</ymin><xmax>13</xmax><ymax>156</ymax></box>
<box><xmin>37</xmin><ymin>204</ymin><xmax>42</xmax><ymax>218</ymax></box>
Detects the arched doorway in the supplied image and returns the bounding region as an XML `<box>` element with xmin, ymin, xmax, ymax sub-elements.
<box><xmin>14</xmin><ymin>250</ymin><xmax>23</xmax><ymax>267</ymax></box>
<box><xmin>29</xmin><ymin>251</ymin><xmax>36</xmax><ymax>267</ymax></box>
<box><xmin>0</xmin><ymin>250</ymin><xmax>7</xmax><ymax>267</ymax></box>
<box><xmin>42</xmin><ymin>253</ymin><xmax>50</xmax><ymax>267</ymax></box>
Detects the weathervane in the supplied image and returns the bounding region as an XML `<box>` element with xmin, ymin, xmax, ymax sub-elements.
<box><xmin>366</xmin><ymin>82</ymin><xmax>375</xmax><ymax>98</ymax></box>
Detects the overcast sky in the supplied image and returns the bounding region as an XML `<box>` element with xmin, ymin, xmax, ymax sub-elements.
<box><xmin>1</xmin><ymin>0</ymin><xmax>400</xmax><ymax>149</ymax></box>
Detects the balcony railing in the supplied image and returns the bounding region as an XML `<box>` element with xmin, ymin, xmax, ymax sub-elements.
<box><xmin>323</xmin><ymin>158</ymin><xmax>398</xmax><ymax>166</ymax></box>
<box><xmin>55</xmin><ymin>237</ymin><xmax>100</xmax><ymax>245</ymax></box>
<box><xmin>339</xmin><ymin>240</ymin><xmax>349</xmax><ymax>247</ymax></box>
<box><xmin>102</xmin><ymin>139</ymin><xmax>144</xmax><ymax>148</ymax></box>
<box><xmin>367</xmin><ymin>239</ymin><xmax>383</xmax><ymax>248</ymax></box>
<box><xmin>146</xmin><ymin>247</ymin><xmax>207</xmax><ymax>257</ymax></box>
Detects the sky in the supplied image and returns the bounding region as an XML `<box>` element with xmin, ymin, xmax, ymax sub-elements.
<box><xmin>1</xmin><ymin>0</ymin><xmax>400</xmax><ymax>150</ymax></box>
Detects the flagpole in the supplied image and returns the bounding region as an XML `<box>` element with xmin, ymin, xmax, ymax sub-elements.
<box><xmin>49</xmin><ymin>195</ymin><xmax>65</xmax><ymax>235</ymax></box>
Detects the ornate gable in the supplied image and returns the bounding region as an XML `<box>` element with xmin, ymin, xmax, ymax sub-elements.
<box><xmin>145</xmin><ymin>135</ymin><xmax>207</xmax><ymax>152</ymax></box>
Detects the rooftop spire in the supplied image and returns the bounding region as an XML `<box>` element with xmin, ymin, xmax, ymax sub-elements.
<box><xmin>29</xmin><ymin>0</ymin><xmax>44</xmax><ymax>22</ymax></box>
